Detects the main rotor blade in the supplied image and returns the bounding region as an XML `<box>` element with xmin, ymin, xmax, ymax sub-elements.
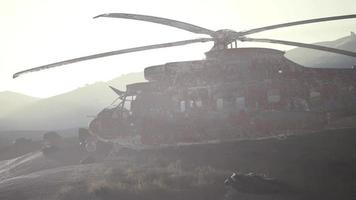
<box><xmin>94</xmin><ymin>13</ymin><xmax>216</xmax><ymax>36</ymax></box>
<box><xmin>13</xmin><ymin>38</ymin><xmax>213</xmax><ymax>78</ymax></box>
<box><xmin>241</xmin><ymin>37</ymin><xmax>356</xmax><ymax>58</ymax></box>
<box><xmin>240</xmin><ymin>14</ymin><xmax>356</xmax><ymax>36</ymax></box>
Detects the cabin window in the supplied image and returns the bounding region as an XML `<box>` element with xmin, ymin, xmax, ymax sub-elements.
<box><xmin>236</xmin><ymin>97</ymin><xmax>246</xmax><ymax>111</ymax></box>
<box><xmin>180</xmin><ymin>101</ymin><xmax>186</xmax><ymax>112</ymax></box>
<box><xmin>195</xmin><ymin>100</ymin><xmax>203</xmax><ymax>108</ymax></box>
<box><xmin>310</xmin><ymin>90</ymin><xmax>321</xmax><ymax>98</ymax></box>
<box><xmin>123</xmin><ymin>100</ymin><xmax>132</xmax><ymax>111</ymax></box>
<box><xmin>217</xmin><ymin>98</ymin><xmax>224</xmax><ymax>111</ymax></box>
<box><xmin>267</xmin><ymin>89</ymin><xmax>281</xmax><ymax>103</ymax></box>
<box><xmin>189</xmin><ymin>100</ymin><xmax>194</xmax><ymax>108</ymax></box>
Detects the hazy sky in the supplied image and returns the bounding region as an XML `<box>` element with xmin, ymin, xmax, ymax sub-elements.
<box><xmin>1</xmin><ymin>0</ymin><xmax>356</xmax><ymax>98</ymax></box>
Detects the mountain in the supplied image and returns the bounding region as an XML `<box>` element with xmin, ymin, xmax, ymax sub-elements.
<box><xmin>285</xmin><ymin>32</ymin><xmax>356</xmax><ymax>68</ymax></box>
<box><xmin>0</xmin><ymin>91</ymin><xmax>39</xmax><ymax>117</ymax></box>
<box><xmin>0</xmin><ymin>72</ymin><xmax>145</xmax><ymax>130</ymax></box>
<box><xmin>108</xmin><ymin>72</ymin><xmax>145</xmax><ymax>89</ymax></box>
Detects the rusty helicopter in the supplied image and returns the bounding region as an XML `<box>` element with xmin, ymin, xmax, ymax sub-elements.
<box><xmin>14</xmin><ymin>13</ymin><xmax>356</xmax><ymax>145</ymax></box>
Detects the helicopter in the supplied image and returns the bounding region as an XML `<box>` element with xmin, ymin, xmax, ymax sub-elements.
<box><xmin>13</xmin><ymin>13</ymin><xmax>356</xmax><ymax>145</ymax></box>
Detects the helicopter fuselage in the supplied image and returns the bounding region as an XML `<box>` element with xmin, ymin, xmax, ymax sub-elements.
<box><xmin>89</xmin><ymin>48</ymin><xmax>356</xmax><ymax>144</ymax></box>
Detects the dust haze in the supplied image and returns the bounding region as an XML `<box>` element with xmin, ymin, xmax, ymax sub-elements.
<box><xmin>1</xmin><ymin>11</ymin><xmax>356</xmax><ymax>200</ymax></box>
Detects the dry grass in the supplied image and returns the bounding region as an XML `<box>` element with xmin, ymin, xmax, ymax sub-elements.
<box><xmin>85</xmin><ymin>160</ymin><xmax>230</xmax><ymax>200</ymax></box>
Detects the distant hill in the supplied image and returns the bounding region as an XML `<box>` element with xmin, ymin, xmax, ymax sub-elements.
<box><xmin>285</xmin><ymin>32</ymin><xmax>356</xmax><ymax>68</ymax></box>
<box><xmin>108</xmin><ymin>72</ymin><xmax>145</xmax><ymax>89</ymax></box>
<box><xmin>0</xmin><ymin>72</ymin><xmax>145</xmax><ymax>131</ymax></box>
<box><xmin>0</xmin><ymin>91</ymin><xmax>39</xmax><ymax>118</ymax></box>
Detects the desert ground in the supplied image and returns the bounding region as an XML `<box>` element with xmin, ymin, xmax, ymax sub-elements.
<box><xmin>0</xmin><ymin>128</ymin><xmax>356</xmax><ymax>200</ymax></box>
